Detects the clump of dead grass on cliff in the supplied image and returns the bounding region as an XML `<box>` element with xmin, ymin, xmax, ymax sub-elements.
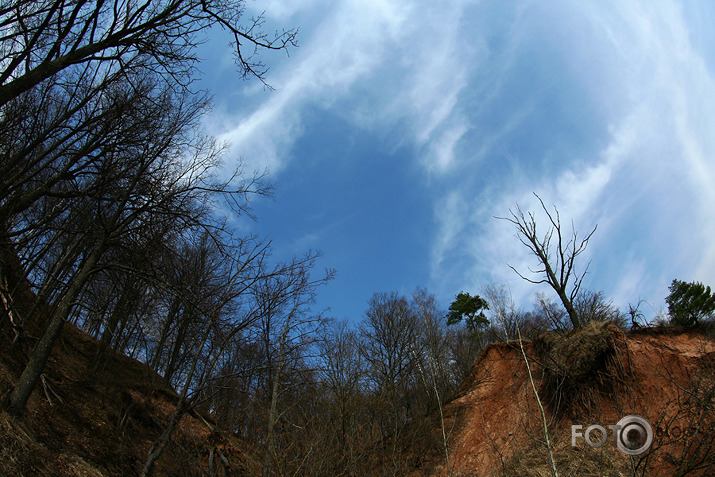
<box><xmin>531</xmin><ymin>321</ymin><xmax>631</xmax><ymax>418</ymax></box>
<box><xmin>502</xmin><ymin>438</ymin><xmax>630</xmax><ymax>477</ymax></box>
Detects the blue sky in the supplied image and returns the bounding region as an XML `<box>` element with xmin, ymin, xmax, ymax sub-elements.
<box><xmin>197</xmin><ymin>0</ymin><xmax>715</xmax><ymax>323</ymax></box>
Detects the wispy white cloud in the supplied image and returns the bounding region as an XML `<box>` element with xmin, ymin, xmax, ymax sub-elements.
<box><xmin>244</xmin><ymin>0</ymin><xmax>328</xmax><ymax>23</ymax></box>
<box><xmin>430</xmin><ymin>0</ymin><xmax>715</xmax><ymax>313</ymax></box>
<box><xmin>426</xmin><ymin>121</ymin><xmax>469</xmax><ymax>175</ymax></box>
<box><xmin>431</xmin><ymin>190</ymin><xmax>469</xmax><ymax>276</ymax></box>
<box><xmin>209</xmin><ymin>0</ymin><xmax>478</xmax><ymax>177</ymax></box>
<box><xmin>207</xmin><ymin>0</ymin><xmax>715</xmax><ymax>318</ymax></box>
<box><xmin>209</xmin><ymin>0</ymin><xmax>410</xmax><ymax>174</ymax></box>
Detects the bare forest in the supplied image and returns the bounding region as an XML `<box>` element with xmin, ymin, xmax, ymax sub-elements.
<box><xmin>1</xmin><ymin>2</ymin><xmax>714</xmax><ymax>477</ymax></box>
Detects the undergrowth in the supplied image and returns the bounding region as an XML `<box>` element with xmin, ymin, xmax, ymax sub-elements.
<box><xmin>531</xmin><ymin>321</ymin><xmax>631</xmax><ymax>418</ymax></box>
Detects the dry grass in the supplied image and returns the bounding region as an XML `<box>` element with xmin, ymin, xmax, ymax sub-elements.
<box><xmin>531</xmin><ymin>321</ymin><xmax>630</xmax><ymax>418</ymax></box>
<box><xmin>0</xmin><ymin>319</ymin><xmax>254</xmax><ymax>476</ymax></box>
<box><xmin>502</xmin><ymin>435</ymin><xmax>631</xmax><ymax>477</ymax></box>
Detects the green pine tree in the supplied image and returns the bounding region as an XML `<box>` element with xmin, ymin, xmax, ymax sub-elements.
<box><xmin>666</xmin><ymin>279</ymin><xmax>715</xmax><ymax>327</ymax></box>
<box><xmin>446</xmin><ymin>292</ymin><xmax>489</xmax><ymax>333</ymax></box>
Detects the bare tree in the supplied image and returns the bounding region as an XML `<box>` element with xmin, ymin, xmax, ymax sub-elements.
<box><xmin>360</xmin><ymin>291</ymin><xmax>422</xmax><ymax>476</ymax></box>
<box><xmin>361</xmin><ymin>292</ymin><xmax>419</xmax><ymax>421</ymax></box>
<box><xmin>139</xmin><ymin>240</ymin><xmax>324</xmax><ymax>477</ymax></box>
<box><xmin>573</xmin><ymin>289</ymin><xmax>624</xmax><ymax>326</ymax></box>
<box><xmin>318</xmin><ymin>321</ymin><xmax>365</xmax><ymax>449</ymax></box>
<box><xmin>251</xmin><ymin>254</ymin><xmax>332</xmax><ymax>477</ymax></box>
<box><xmin>0</xmin><ymin>2</ymin><xmax>293</xmax><ymax>236</ymax></box>
<box><xmin>498</xmin><ymin>193</ymin><xmax>597</xmax><ymax>328</ymax></box>
<box><xmin>533</xmin><ymin>292</ymin><xmax>570</xmax><ymax>331</ymax></box>
<box><xmin>0</xmin><ymin>5</ymin><xmax>296</xmax><ymax>373</ymax></box>
<box><xmin>411</xmin><ymin>288</ymin><xmax>453</xmax><ymax>475</ymax></box>
<box><xmin>0</xmin><ymin>0</ymin><xmax>297</xmax><ymax>108</ymax></box>
<box><xmin>4</xmin><ymin>72</ymin><xmax>268</xmax><ymax>416</ymax></box>
<box><xmin>483</xmin><ymin>283</ymin><xmax>523</xmax><ymax>341</ymax></box>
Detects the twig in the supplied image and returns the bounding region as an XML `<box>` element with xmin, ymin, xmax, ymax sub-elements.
<box><xmin>516</xmin><ymin>325</ymin><xmax>559</xmax><ymax>477</ymax></box>
<box><xmin>40</xmin><ymin>374</ymin><xmax>63</xmax><ymax>406</ymax></box>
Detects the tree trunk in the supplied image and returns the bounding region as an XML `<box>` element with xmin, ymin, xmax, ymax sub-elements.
<box><xmin>163</xmin><ymin>310</ymin><xmax>193</xmax><ymax>384</ymax></box>
<box><xmin>141</xmin><ymin>399</ymin><xmax>186</xmax><ymax>477</ymax></box>
<box><xmin>141</xmin><ymin>314</ymin><xmax>213</xmax><ymax>477</ymax></box>
<box><xmin>150</xmin><ymin>295</ymin><xmax>181</xmax><ymax>371</ymax></box>
<box><xmin>262</xmin><ymin>313</ymin><xmax>292</xmax><ymax>477</ymax></box>
<box><xmin>262</xmin><ymin>372</ymin><xmax>281</xmax><ymax>477</ymax></box>
<box><xmin>7</xmin><ymin>242</ymin><xmax>103</xmax><ymax>416</ymax></box>
<box><xmin>558</xmin><ymin>289</ymin><xmax>581</xmax><ymax>329</ymax></box>
<box><xmin>539</xmin><ymin>249</ymin><xmax>582</xmax><ymax>329</ymax></box>
<box><xmin>0</xmin><ymin>259</ymin><xmax>17</xmax><ymax>334</ymax></box>
<box><xmin>91</xmin><ymin>277</ymin><xmax>137</xmax><ymax>377</ymax></box>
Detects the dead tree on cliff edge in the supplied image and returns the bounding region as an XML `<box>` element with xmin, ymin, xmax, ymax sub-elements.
<box><xmin>498</xmin><ymin>194</ymin><xmax>597</xmax><ymax>329</ymax></box>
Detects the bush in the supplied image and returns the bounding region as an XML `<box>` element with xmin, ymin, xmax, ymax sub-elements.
<box><xmin>531</xmin><ymin>321</ymin><xmax>628</xmax><ymax>417</ymax></box>
<box><xmin>666</xmin><ymin>279</ymin><xmax>715</xmax><ymax>328</ymax></box>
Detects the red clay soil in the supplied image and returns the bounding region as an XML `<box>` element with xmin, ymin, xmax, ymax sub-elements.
<box><xmin>423</xmin><ymin>325</ymin><xmax>715</xmax><ymax>476</ymax></box>
<box><xmin>2</xmin><ymin>237</ymin><xmax>713</xmax><ymax>477</ymax></box>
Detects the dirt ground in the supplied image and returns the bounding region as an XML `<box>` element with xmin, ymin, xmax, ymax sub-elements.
<box><xmin>424</xmin><ymin>326</ymin><xmax>715</xmax><ymax>476</ymax></box>
<box><xmin>0</xmin><ymin>322</ymin><xmax>256</xmax><ymax>477</ymax></box>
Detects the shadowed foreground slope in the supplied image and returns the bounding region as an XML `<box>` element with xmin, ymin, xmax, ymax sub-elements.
<box><xmin>0</xmin><ymin>318</ymin><xmax>254</xmax><ymax>476</ymax></box>
<box><xmin>2</xmin><ymin>265</ymin><xmax>714</xmax><ymax>477</ymax></box>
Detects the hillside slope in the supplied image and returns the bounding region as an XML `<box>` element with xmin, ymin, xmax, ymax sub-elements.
<box><xmin>423</xmin><ymin>323</ymin><xmax>715</xmax><ymax>476</ymax></box>
<box><xmin>0</xmin><ymin>319</ymin><xmax>255</xmax><ymax>476</ymax></box>
<box><xmin>2</xmin><ymin>254</ymin><xmax>713</xmax><ymax>477</ymax></box>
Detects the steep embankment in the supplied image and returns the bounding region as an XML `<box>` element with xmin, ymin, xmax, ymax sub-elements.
<box><xmin>0</xmin><ymin>320</ymin><xmax>254</xmax><ymax>476</ymax></box>
<box><xmin>2</xmin><ymin>248</ymin><xmax>713</xmax><ymax>477</ymax></box>
<box><xmin>0</xmin><ymin>237</ymin><xmax>257</xmax><ymax>476</ymax></box>
<box><xmin>425</xmin><ymin>323</ymin><xmax>715</xmax><ymax>476</ymax></box>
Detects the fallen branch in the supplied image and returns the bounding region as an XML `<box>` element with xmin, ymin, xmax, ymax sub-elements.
<box><xmin>40</xmin><ymin>374</ymin><xmax>63</xmax><ymax>406</ymax></box>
